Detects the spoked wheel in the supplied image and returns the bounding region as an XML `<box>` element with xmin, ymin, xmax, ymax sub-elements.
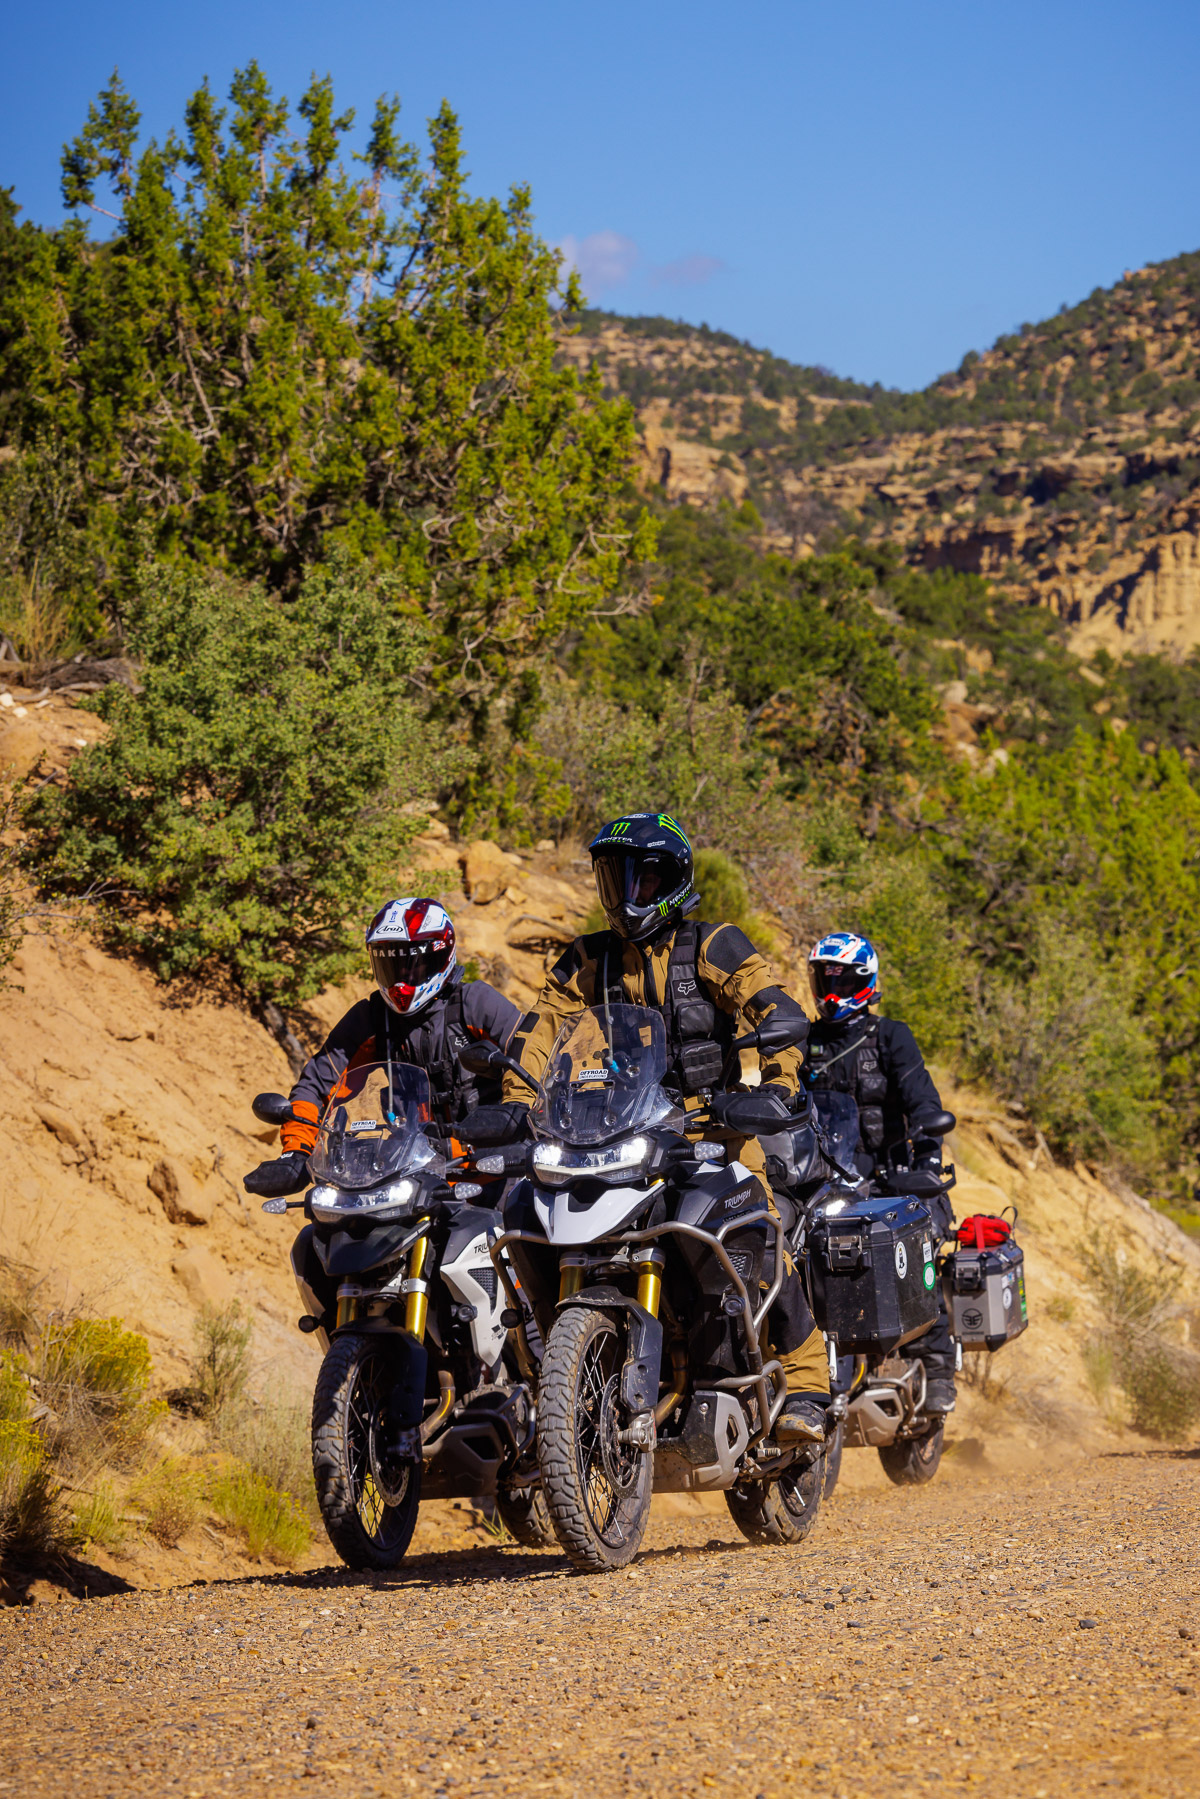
<box><xmin>878</xmin><ymin>1418</ymin><xmax>946</xmax><ymax>1486</ymax></box>
<box><xmin>495</xmin><ymin>1481</ymin><xmax>555</xmax><ymax>1548</ymax></box>
<box><xmin>312</xmin><ymin>1335</ymin><xmax>421</xmax><ymax>1569</ymax></box>
<box><xmin>537</xmin><ymin>1307</ymin><xmax>652</xmax><ymax>1572</ymax></box>
<box><xmin>726</xmin><ymin>1448</ymin><xmax>825</xmax><ymax>1546</ymax></box>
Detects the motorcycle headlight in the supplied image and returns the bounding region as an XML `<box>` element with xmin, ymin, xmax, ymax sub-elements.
<box><xmin>530</xmin><ymin>1136</ymin><xmax>651</xmax><ymax>1188</ymax></box>
<box><xmin>310</xmin><ymin>1179</ymin><xmax>417</xmax><ymax>1223</ymax></box>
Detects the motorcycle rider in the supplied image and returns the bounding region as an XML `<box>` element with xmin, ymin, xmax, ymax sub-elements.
<box><xmin>244</xmin><ymin>897</ymin><xmax>521</xmax><ymax>1196</ymax></box>
<box><xmin>806</xmin><ymin>931</ymin><xmax>957</xmax><ymax>1413</ymax></box>
<box><xmin>501</xmin><ymin>811</ymin><xmax>830</xmax><ymax>1445</ymax></box>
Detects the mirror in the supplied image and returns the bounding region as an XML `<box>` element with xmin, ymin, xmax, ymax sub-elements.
<box><xmin>922</xmin><ymin>1111</ymin><xmax>957</xmax><ymax>1138</ymax></box>
<box><xmin>252</xmin><ymin>1092</ymin><xmax>295</xmax><ymax>1126</ymax></box>
<box><xmin>457</xmin><ymin>1043</ymin><xmax>539</xmax><ymax>1093</ymax></box>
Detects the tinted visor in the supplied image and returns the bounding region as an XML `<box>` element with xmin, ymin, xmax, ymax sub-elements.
<box><xmin>593</xmin><ymin>850</ymin><xmax>682</xmax><ymax>912</ymax></box>
<box><xmin>370</xmin><ymin>939</ymin><xmax>452</xmax><ymax>990</ymax></box>
<box><xmin>811</xmin><ymin>961</ymin><xmax>871</xmax><ymax>999</ymax></box>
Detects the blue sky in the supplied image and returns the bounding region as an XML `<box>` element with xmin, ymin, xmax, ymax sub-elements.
<box><xmin>3</xmin><ymin>0</ymin><xmax>1198</xmax><ymax>390</ymax></box>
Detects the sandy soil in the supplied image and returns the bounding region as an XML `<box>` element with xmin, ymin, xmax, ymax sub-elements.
<box><xmin>4</xmin><ymin>1450</ymin><xmax>1199</xmax><ymax>1799</ymax></box>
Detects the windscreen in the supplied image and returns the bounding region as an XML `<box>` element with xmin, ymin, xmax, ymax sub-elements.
<box><xmin>531</xmin><ymin>1006</ymin><xmax>677</xmax><ymax>1147</ymax></box>
<box><xmin>310</xmin><ymin>1061</ymin><xmax>438</xmax><ymax>1190</ymax></box>
<box><xmin>813</xmin><ymin>1090</ymin><xmax>861</xmax><ymax>1175</ymax></box>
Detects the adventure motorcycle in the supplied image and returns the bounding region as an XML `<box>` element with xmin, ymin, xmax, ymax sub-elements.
<box><xmin>761</xmin><ymin>1089</ymin><xmax>959</xmax><ymax>1489</ymax></box>
<box><xmin>465</xmin><ymin>1002</ymin><xmax>821</xmax><ymax>1573</ymax></box>
<box><xmin>252</xmin><ymin>1061</ymin><xmax>549</xmax><ymax>1568</ymax></box>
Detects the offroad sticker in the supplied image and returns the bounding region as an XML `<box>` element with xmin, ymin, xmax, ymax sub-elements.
<box><xmin>895</xmin><ymin>1242</ymin><xmax>908</xmax><ymax>1279</ymax></box>
<box><xmin>348</xmin><ymin>1118</ymin><xmax>378</xmax><ymax>1131</ymax></box>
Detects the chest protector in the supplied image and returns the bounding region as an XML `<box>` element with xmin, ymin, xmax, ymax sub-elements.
<box><xmin>598</xmin><ymin>923</ymin><xmax>734</xmax><ymax>1098</ymax></box>
<box><xmin>807</xmin><ymin>1019</ymin><xmax>888</xmax><ymax>1153</ymax></box>
<box><xmin>369</xmin><ymin>986</ymin><xmax>490</xmax><ymax>1126</ymax></box>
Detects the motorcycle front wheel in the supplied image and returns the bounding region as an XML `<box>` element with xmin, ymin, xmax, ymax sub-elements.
<box><xmin>726</xmin><ymin>1450</ymin><xmax>824</xmax><ymax>1546</ymax></box>
<box><xmin>311</xmin><ymin>1335</ymin><xmax>422</xmax><ymax>1569</ymax></box>
<box><xmin>537</xmin><ymin>1307</ymin><xmax>653</xmax><ymax>1572</ymax></box>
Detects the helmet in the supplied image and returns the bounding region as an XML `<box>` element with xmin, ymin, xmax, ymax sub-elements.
<box><xmin>366</xmin><ymin>897</ymin><xmax>456</xmax><ymax>1016</ymax></box>
<box><xmin>808</xmin><ymin>931</ymin><xmax>879</xmax><ymax>1022</ymax></box>
<box><xmin>588</xmin><ymin>812</ymin><xmax>697</xmax><ymax>944</ymax></box>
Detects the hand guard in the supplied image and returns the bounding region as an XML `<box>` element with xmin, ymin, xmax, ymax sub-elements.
<box><xmin>243</xmin><ymin>1150</ymin><xmax>310</xmax><ymax>1197</ymax></box>
<box><xmin>709</xmin><ymin>1082</ymin><xmax>794</xmax><ymax>1135</ymax></box>
<box><xmin>459</xmin><ymin>1102</ymin><xmax>530</xmax><ymax>1148</ymax></box>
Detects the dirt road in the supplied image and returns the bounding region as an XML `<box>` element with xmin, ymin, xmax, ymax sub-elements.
<box><xmin>3</xmin><ymin>1452</ymin><xmax>1198</xmax><ymax>1798</ymax></box>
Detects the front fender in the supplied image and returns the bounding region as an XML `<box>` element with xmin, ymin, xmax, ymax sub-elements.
<box><xmin>558</xmin><ymin>1285</ymin><xmax>664</xmax><ymax>1414</ymax></box>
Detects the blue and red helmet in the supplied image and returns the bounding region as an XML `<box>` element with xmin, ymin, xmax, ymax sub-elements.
<box><xmin>808</xmin><ymin>932</ymin><xmax>880</xmax><ymax>1022</ymax></box>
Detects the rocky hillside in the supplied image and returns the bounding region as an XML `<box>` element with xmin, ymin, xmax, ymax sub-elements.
<box><xmin>560</xmin><ymin>250</ymin><xmax>1200</xmax><ymax>654</ymax></box>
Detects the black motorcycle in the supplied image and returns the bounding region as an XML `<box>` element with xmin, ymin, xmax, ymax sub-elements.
<box><xmin>761</xmin><ymin>1089</ymin><xmax>958</xmax><ymax>1490</ymax></box>
<box><xmin>462</xmin><ymin>1002</ymin><xmax>820</xmax><ymax>1573</ymax></box>
<box><xmin>252</xmin><ymin>1059</ymin><xmax>548</xmax><ymax>1568</ymax></box>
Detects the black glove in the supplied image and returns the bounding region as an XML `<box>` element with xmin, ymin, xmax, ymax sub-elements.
<box><xmin>459</xmin><ymin>1102</ymin><xmax>529</xmax><ymax>1148</ymax></box>
<box><xmin>243</xmin><ymin>1151</ymin><xmax>310</xmax><ymax>1197</ymax></box>
<box><xmin>710</xmin><ymin>1083</ymin><xmax>794</xmax><ymax>1135</ymax></box>
<box><xmin>911</xmin><ymin>1135</ymin><xmax>943</xmax><ymax>1173</ymax></box>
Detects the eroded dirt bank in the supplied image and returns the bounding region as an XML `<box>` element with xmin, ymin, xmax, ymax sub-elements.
<box><xmin>4</xmin><ymin>1452</ymin><xmax>1199</xmax><ymax>1799</ymax></box>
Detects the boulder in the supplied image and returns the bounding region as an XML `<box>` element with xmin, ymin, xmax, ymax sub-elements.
<box><xmin>148</xmin><ymin>1156</ymin><xmax>215</xmax><ymax>1227</ymax></box>
<box><xmin>463</xmin><ymin>839</ymin><xmax>513</xmax><ymax>904</ymax></box>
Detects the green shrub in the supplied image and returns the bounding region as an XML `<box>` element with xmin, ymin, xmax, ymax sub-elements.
<box><xmin>25</xmin><ymin>560</ymin><xmax>463</xmax><ymax>1012</ymax></box>
<box><xmin>0</xmin><ymin>1420</ymin><xmax>65</xmax><ymax>1559</ymax></box>
<box><xmin>208</xmin><ymin>1463</ymin><xmax>312</xmax><ymax>1564</ymax></box>
<box><xmin>190</xmin><ymin>1302</ymin><xmax>253</xmax><ymax>1422</ymax></box>
<box><xmin>37</xmin><ymin>1316</ymin><xmax>163</xmax><ymax>1463</ymax></box>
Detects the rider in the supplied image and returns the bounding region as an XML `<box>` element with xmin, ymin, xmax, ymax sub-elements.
<box><xmin>501</xmin><ymin>811</ymin><xmax>829</xmax><ymax>1445</ymax></box>
<box><xmin>244</xmin><ymin>897</ymin><xmax>522</xmax><ymax>1197</ymax></box>
<box><xmin>806</xmin><ymin>931</ymin><xmax>957</xmax><ymax>1414</ymax></box>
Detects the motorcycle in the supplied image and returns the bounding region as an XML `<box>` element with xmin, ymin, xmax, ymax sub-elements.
<box><xmin>761</xmin><ymin>1088</ymin><xmax>959</xmax><ymax>1490</ymax></box>
<box><xmin>465</xmin><ymin>1002</ymin><xmax>821</xmax><ymax>1573</ymax></box>
<box><xmin>251</xmin><ymin>1059</ymin><xmax>549</xmax><ymax>1569</ymax></box>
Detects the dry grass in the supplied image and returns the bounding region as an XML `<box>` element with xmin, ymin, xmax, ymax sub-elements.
<box><xmin>1080</xmin><ymin>1236</ymin><xmax>1200</xmax><ymax>1441</ymax></box>
<box><xmin>131</xmin><ymin>1456</ymin><xmax>203</xmax><ymax>1548</ymax></box>
<box><xmin>215</xmin><ymin>1390</ymin><xmax>315</xmax><ymax>1519</ymax></box>
<box><xmin>71</xmin><ymin>1480</ymin><xmax>128</xmax><ymax>1552</ymax></box>
<box><xmin>188</xmin><ymin>1301</ymin><xmax>253</xmax><ymax>1421</ymax></box>
<box><xmin>207</xmin><ymin>1463</ymin><xmax>311</xmax><ymax>1564</ymax></box>
<box><xmin>0</xmin><ymin>1350</ymin><xmax>71</xmax><ymax>1561</ymax></box>
<box><xmin>0</xmin><ymin>574</ymin><xmax>78</xmax><ymax>674</ymax></box>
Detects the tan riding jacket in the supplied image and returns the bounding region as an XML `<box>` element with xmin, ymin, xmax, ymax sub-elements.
<box><xmin>502</xmin><ymin>922</ymin><xmax>806</xmax><ymax>1108</ymax></box>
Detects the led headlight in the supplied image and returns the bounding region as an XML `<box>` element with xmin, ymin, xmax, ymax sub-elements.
<box><xmin>530</xmin><ymin>1135</ymin><xmax>651</xmax><ymax>1188</ymax></box>
<box><xmin>310</xmin><ymin>1179</ymin><xmax>417</xmax><ymax>1222</ymax></box>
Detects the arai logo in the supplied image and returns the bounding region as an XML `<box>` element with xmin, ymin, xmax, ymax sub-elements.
<box><xmin>894</xmin><ymin>1242</ymin><xmax>908</xmax><ymax>1280</ymax></box>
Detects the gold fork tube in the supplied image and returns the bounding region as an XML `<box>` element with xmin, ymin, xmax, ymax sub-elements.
<box><xmin>636</xmin><ymin>1265</ymin><xmax>662</xmax><ymax>1318</ymax></box>
<box><xmin>405</xmin><ymin>1235</ymin><xmax>431</xmax><ymax>1339</ymax></box>
<box><xmin>558</xmin><ymin>1257</ymin><xmax>585</xmax><ymax>1303</ymax></box>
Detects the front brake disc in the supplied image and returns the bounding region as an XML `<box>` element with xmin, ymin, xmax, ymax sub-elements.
<box><xmin>598</xmin><ymin>1375</ymin><xmax>640</xmax><ymax>1493</ymax></box>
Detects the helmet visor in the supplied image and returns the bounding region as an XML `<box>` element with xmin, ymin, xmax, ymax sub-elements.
<box><xmin>811</xmin><ymin>961</ymin><xmax>871</xmax><ymax>1000</ymax></box>
<box><xmin>593</xmin><ymin>851</ymin><xmax>681</xmax><ymax>913</ymax></box>
<box><xmin>370</xmin><ymin>939</ymin><xmax>453</xmax><ymax>991</ymax></box>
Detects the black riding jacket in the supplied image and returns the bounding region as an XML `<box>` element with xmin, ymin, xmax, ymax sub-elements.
<box><xmin>806</xmin><ymin>1013</ymin><xmax>943</xmax><ymax>1177</ymax></box>
<box><xmin>281</xmin><ymin>974</ymin><xmax>521</xmax><ymax>1155</ymax></box>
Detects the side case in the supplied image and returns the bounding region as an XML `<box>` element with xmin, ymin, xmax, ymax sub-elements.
<box><xmin>944</xmin><ymin>1239</ymin><xmax>1028</xmax><ymax>1352</ymax></box>
<box><xmin>809</xmin><ymin>1194</ymin><xmax>938</xmax><ymax>1355</ymax></box>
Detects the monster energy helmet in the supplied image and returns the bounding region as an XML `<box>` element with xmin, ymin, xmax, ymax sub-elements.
<box><xmin>588</xmin><ymin>812</ymin><xmax>698</xmax><ymax>943</ymax></box>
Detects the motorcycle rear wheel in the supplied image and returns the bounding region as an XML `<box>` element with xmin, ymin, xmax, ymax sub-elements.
<box><xmin>495</xmin><ymin>1481</ymin><xmax>554</xmax><ymax>1548</ymax></box>
<box><xmin>537</xmin><ymin>1306</ymin><xmax>653</xmax><ymax>1572</ymax></box>
<box><xmin>726</xmin><ymin>1452</ymin><xmax>824</xmax><ymax>1546</ymax></box>
<box><xmin>877</xmin><ymin>1418</ymin><xmax>945</xmax><ymax>1486</ymax></box>
<box><xmin>312</xmin><ymin>1335</ymin><xmax>421</xmax><ymax>1569</ymax></box>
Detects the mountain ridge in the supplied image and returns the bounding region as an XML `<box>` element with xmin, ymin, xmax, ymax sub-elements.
<box><xmin>560</xmin><ymin>249</ymin><xmax>1200</xmax><ymax>654</ymax></box>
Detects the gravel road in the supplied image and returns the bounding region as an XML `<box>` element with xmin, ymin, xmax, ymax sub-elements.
<box><xmin>3</xmin><ymin>1455</ymin><xmax>1198</xmax><ymax>1798</ymax></box>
